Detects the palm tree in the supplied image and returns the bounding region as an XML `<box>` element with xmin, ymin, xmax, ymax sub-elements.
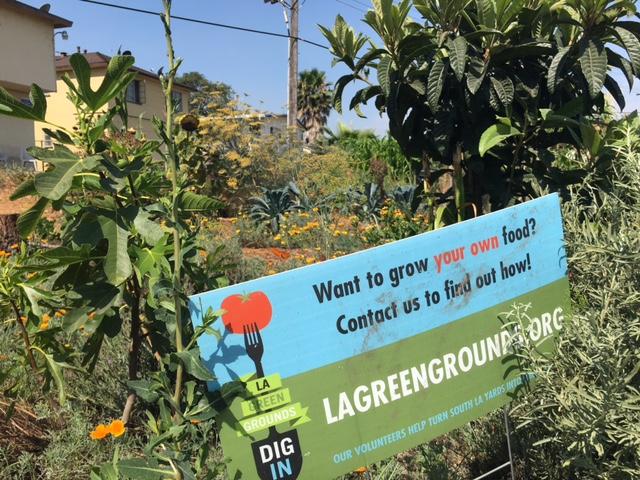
<box><xmin>297</xmin><ymin>69</ymin><xmax>332</xmax><ymax>145</ymax></box>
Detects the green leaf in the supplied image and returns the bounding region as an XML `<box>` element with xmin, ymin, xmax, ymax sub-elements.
<box><xmin>133</xmin><ymin>209</ymin><xmax>164</xmax><ymax>245</ymax></box>
<box><xmin>448</xmin><ymin>36</ymin><xmax>468</xmax><ymax>81</ymax></box>
<box><xmin>118</xmin><ymin>459</ymin><xmax>174</xmax><ymax>480</ymax></box>
<box><xmin>32</xmin><ymin>146</ymin><xmax>101</xmax><ymax>200</ymax></box>
<box><xmin>427</xmin><ymin>59</ymin><xmax>446</xmax><ymax>111</ymax></box>
<box><xmin>67</xmin><ymin>53</ymin><xmax>137</xmax><ymax>111</ymax></box>
<box><xmin>604</xmin><ymin>75</ymin><xmax>625</xmax><ymax>110</ymax></box>
<box><xmin>377</xmin><ymin>56</ymin><xmax>393</xmax><ymax>95</ymax></box>
<box><xmin>614</xmin><ymin>27</ymin><xmax>640</xmax><ymax>75</ymax></box>
<box><xmin>548</xmin><ymin>46</ymin><xmax>570</xmax><ymax>94</ymax></box>
<box><xmin>0</xmin><ymin>84</ymin><xmax>47</xmax><ymax>121</ymax></box>
<box><xmin>479</xmin><ymin>122</ymin><xmax>522</xmax><ymax>157</ymax></box>
<box><xmin>172</xmin><ymin>350</ymin><xmax>214</xmax><ymax>381</ymax></box>
<box><xmin>30</xmin><ymin>347</ymin><xmax>76</xmax><ymax>406</ymax></box>
<box><xmin>10</xmin><ymin>178</ymin><xmax>37</xmax><ymax>201</ymax></box>
<box><xmin>17</xmin><ymin>197</ymin><xmax>50</xmax><ymax>237</ymax></box>
<box><xmin>127</xmin><ymin>379</ymin><xmax>161</xmax><ymax>403</ymax></box>
<box><xmin>466</xmin><ymin>57</ymin><xmax>486</xmax><ymax>94</ymax></box>
<box><xmin>578</xmin><ymin>40</ymin><xmax>608</xmax><ymax>98</ymax></box>
<box><xmin>179</xmin><ymin>191</ymin><xmax>224</xmax><ymax>213</ymax></box>
<box><xmin>97</xmin><ymin>213</ymin><xmax>132</xmax><ymax>285</ymax></box>
<box><xmin>490</xmin><ymin>76</ymin><xmax>514</xmax><ymax>107</ymax></box>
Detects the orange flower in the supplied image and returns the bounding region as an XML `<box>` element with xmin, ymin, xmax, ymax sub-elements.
<box><xmin>9</xmin><ymin>243</ymin><xmax>19</xmax><ymax>250</ymax></box>
<box><xmin>90</xmin><ymin>424</ymin><xmax>110</xmax><ymax>440</ymax></box>
<box><xmin>20</xmin><ymin>316</ymin><xmax>28</xmax><ymax>325</ymax></box>
<box><xmin>108</xmin><ymin>419</ymin><xmax>126</xmax><ymax>438</ymax></box>
<box><xmin>42</xmin><ymin>313</ymin><xmax>51</xmax><ymax>323</ymax></box>
<box><xmin>88</xmin><ymin>311</ymin><xmax>96</xmax><ymax>320</ymax></box>
<box><xmin>54</xmin><ymin>309</ymin><xmax>67</xmax><ymax>318</ymax></box>
<box><xmin>354</xmin><ymin>467</ymin><xmax>368</xmax><ymax>474</ymax></box>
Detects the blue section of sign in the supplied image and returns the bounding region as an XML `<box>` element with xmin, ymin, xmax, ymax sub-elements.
<box><xmin>190</xmin><ymin>194</ymin><xmax>567</xmax><ymax>389</ymax></box>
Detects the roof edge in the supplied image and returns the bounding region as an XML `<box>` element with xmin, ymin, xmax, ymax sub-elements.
<box><xmin>0</xmin><ymin>0</ymin><xmax>73</xmax><ymax>28</ymax></box>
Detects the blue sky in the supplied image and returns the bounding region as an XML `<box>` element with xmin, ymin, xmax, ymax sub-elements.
<box><xmin>41</xmin><ymin>0</ymin><xmax>640</xmax><ymax>134</ymax></box>
<box><xmin>43</xmin><ymin>0</ymin><xmax>388</xmax><ymax>134</ymax></box>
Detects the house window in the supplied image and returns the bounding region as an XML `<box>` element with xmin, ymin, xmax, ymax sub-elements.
<box><xmin>172</xmin><ymin>92</ymin><xmax>183</xmax><ymax>113</ymax></box>
<box><xmin>43</xmin><ymin>134</ymin><xmax>53</xmax><ymax>148</ymax></box>
<box><xmin>20</xmin><ymin>98</ymin><xmax>33</xmax><ymax>107</ymax></box>
<box><xmin>126</xmin><ymin>80</ymin><xmax>144</xmax><ymax>104</ymax></box>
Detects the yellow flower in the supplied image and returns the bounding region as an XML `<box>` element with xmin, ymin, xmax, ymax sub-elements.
<box><xmin>26</xmin><ymin>272</ymin><xmax>37</xmax><ymax>280</ymax></box>
<box><xmin>199</xmin><ymin>250</ymin><xmax>207</xmax><ymax>258</ymax></box>
<box><xmin>54</xmin><ymin>309</ymin><xmax>67</xmax><ymax>318</ymax></box>
<box><xmin>108</xmin><ymin>419</ymin><xmax>126</xmax><ymax>438</ymax></box>
<box><xmin>305</xmin><ymin>257</ymin><xmax>315</xmax><ymax>265</ymax></box>
<box><xmin>90</xmin><ymin>424</ymin><xmax>110</xmax><ymax>441</ymax></box>
<box><xmin>226</xmin><ymin>178</ymin><xmax>239</xmax><ymax>189</ymax></box>
<box><xmin>267</xmin><ymin>269</ymin><xmax>277</xmax><ymax>275</ymax></box>
<box><xmin>88</xmin><ymin>312</ymin><xmax>96</xmax><ymax>320</ymax></box>
<box><xmin>20</xmin><ymin>316</ymin><xmax>28</xmax><ymax>325</ymax></box>
<box><xmin>9</xmin><ymin>243</ymin><xmax>19</xmax><ymax>250</ymax></box>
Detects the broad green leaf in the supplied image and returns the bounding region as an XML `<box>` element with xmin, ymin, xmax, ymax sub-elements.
<box><xmin>614</xmin><ymin>27</ymin><xmax>640</xmax><ymax>75</ymax></box>
<box><xmin>17</xmin><ymin>197</ymin><xmax>50</xmax><ymax>237</ymax></box>
<box><xmin>604</xmin><ymin>75</ymin><xmax>625</xmax><ymax>110</ymax></box>
<box><xmin>97</xmin><ymin>213</ymin><xmax>132</xmax><ymax>285</ymax></box>
<box><xmin>479</xmin><ymin>122</ymin><xmax>522</xmax><ymax>157</ymax></box>
<box><xmin>18</xmin><ymin>284</ymin><xmax>54</xmax><ymax>316</ymax></box>
<box><xmin>579</xmin><ymin>40</ymin><xmax>607</xmax><ymax>98</ymax></box>
<box><xmin>172</xmin><ymin>350</ymin><xmax>214</xmax><ymax>381</ymax></box>
<box><xmin>67</xmin><ymin>53</ymin><xmax>136</xmax><ymax>111</ymax></box>
<box><xmin>466</xmin><ymin>57</ymin><xmax>486</xmax><ymax>94</ymax></box>
<box><xmin>548</xmin><ymin>47</ymin><xmax>570</xmax><ymax>94</ymax></box>
<box><xmin>377</xmin><ymin>56</ymin><xmax>393</xmax><ymax>95</ymax></box>
<box><xmin>179</xmin><ymin>191</ymin><xmax>224</xmax><ymax>213</ymax></box>
<box><xmin>10</xmin><ymin>178</ymin><xmax>37</xmax><ymax>201</ymax></box>
<box><xmin>30</xmin><ymin>346</ymin><xmax>77</xmax><ymax>405</ymax></box>
<box><xmin>427</xmin><ymin>59</ymin><xmax>446</xmax><ymax>111</ymax></box>
<box><xmin>0</xmin><ymin>84</ymin><xmax>47</xmax><ymax>121</ymax></box>
<box><xmin>490</xmin><ymin>76</ymin><xmax>514</xmax><ymax>107</ymax></box>
<box><xmin>118</xmin><ymin>459</ymin><xmax>174</xmax><ymax>480</ymax></box>
<box><xmin>32</xmin><ymin>146</ymin><xmax>101</xmax><ymax>200</ymax></box>
<box><xmin>133</xmin><ymin>209</ymin><xmax>163</xmax><ymax>245</ymax></box>
<box><xmin>448</xmin><ymin>36</ymin><xmax>468</xmax><ymax>81</ymax></box>
<box><xmin>127</xmin><ymin>379</ymin><xmax>161</xmax><ymax>403</ymax></box>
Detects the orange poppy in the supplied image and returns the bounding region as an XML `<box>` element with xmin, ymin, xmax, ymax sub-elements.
<box><xmin>108</xmin><ymin>419</ymin><xmax>126</xmax><ymax>438</ymax></box>
<box><xmin>90</xmin><ymin>424</ymin><xmax>109</xmax><ymax>440</ymax></box>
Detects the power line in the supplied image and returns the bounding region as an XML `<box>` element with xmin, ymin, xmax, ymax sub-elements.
<box><xmin>334</xmin><ymin>0</ymin><xmax>367</xmax><ymax>13</ymax></box>
<box><xmin>79</xmin><ymin>0</ymin><xmax>329</xmax><ymax>50</ymax></box>
<box><xmin>344</xmin><ymin>0</ymin><xmax>371</xmax><ymax>9</ymax></box>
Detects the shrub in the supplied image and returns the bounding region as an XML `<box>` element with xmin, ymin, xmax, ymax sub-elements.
<box><xmin>509</xmin><ymin>115</ymin><xmax>640</xmax><ymax>479</ymax></box>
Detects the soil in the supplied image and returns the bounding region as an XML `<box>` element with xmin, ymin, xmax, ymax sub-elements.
<box><xmin>0</xmin><ymin>185</ymin><xmax>34</xmax><ymax>215</ymax></box>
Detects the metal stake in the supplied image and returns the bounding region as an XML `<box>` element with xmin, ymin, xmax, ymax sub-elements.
<box><xmin>503</xmin><ymin>405</ymin><xmax>516</xmax><ymax>479</ymax></box>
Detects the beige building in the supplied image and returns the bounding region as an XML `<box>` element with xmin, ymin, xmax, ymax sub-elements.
<box><xmin>0</xmin><ymin>0</ymin><xmax>72</xmax><ymax>167</ymax></box>
<box><xmin>36</xmin><ymin>51</ymin><xmax>194</xmax><ymax>148</ymax></box>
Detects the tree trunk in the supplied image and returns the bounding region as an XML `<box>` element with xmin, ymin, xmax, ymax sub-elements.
<box><xmin>0</xmin><ymin>214</ymin><xmax>19</xmax><ymax>249</ymax></box>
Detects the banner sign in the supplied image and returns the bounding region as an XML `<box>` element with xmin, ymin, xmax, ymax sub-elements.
<box><xmin>189</xmin><ymin>194</ymin><xmax>570</xmax><ymax>480</ymax></box>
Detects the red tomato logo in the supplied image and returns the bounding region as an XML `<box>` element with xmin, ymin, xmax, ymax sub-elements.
<box><xmin>221</xmin><ymin>291</ymin><xmax>273</xmax><ymax>334</ymax></box>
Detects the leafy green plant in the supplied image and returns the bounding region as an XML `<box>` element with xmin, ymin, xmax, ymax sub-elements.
<box><xmin>321</xmin><ymin>0</ymin><xmax>640</xmax><ymax>219</ymax></box>
<box><xmin>506</xmin><ymin>114</ymin><xmax>640</xmax><ymax>479</ymax></box>
<box><xmin>249</xmin><ymin>186</ymin><xmax>301</xmax><ymax>233</ymax></box>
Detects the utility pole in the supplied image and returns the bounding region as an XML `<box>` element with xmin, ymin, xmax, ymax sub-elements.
<box><xmin>288</xmin><ymin>0</ymin><xmax>299</xmax><ymax>129</ymax></box>
<box><xmin>264</xmin><ymin>0</ymin><xmax>299</xmax><ymax>130</ymax></box>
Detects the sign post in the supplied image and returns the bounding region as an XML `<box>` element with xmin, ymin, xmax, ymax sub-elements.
<box><xmin>190</xmin><ymin>194</ymin><xmax>570</xmax><ymax>480</ymax></box>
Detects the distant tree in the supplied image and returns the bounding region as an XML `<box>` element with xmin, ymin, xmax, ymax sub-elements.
<box><xmin>177</xmin><ymin>71</ymin><xmax>234</xmax><ymax>115</ymax></box>
<box><xmin>297</xmin><ymin>69</ymin><xmax>332</xmax><ymax>144</ymax></box>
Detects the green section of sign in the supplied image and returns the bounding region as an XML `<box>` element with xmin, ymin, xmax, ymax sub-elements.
<box><xmin>244</xmin><ymin>373</ymin><xmax>282</xmax><ymax>396</ymax></box>
<box><xmin>238</xmin><ymin>402</ymin><xmax>306</xmax><ymax>436</ymax></box>
<box><xmin>218</xmin><ymin>278</ymin><xmax>570</xmax><ymax>479</ymax></box>
<box><xmin>241</xmin><ymin>388</ymin><xmax>292</xmax><ymax>417</ymax></box>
